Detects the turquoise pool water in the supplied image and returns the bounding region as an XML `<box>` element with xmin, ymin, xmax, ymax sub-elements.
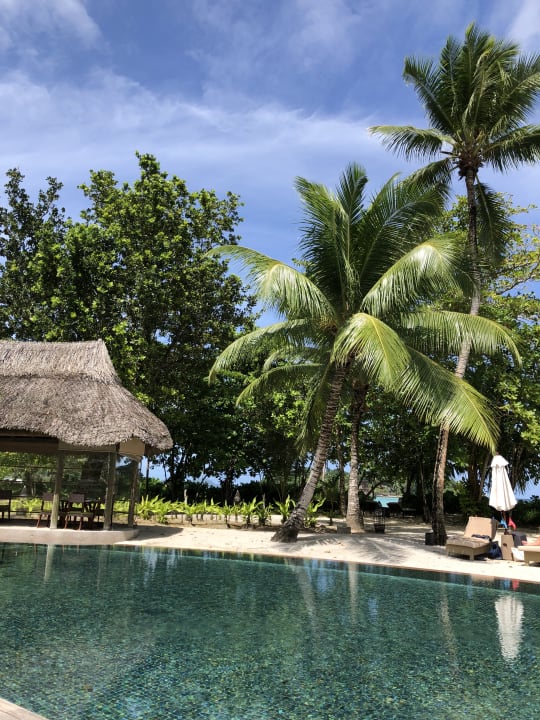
<box><xmin>0</xmin><ymin>543</ymin><xmax>539</xmax><ymax>720</ymax></box>
<box><xmin>374</xmin><ymin>496</ymin><xmax>400</xmax><ymax>507</ymax></box>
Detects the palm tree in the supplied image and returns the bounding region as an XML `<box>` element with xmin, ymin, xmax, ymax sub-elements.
<box><xmin>370</xmin><ymin>23</ymin><xmax>540</xmax><ymax>543</ymax></box>
<box><xmin>209</xmin><ymin>164</ymin><xmax>518</xmax><ymax>542</ymax></box>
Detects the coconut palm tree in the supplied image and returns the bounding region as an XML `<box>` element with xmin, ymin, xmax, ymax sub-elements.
<box><xmin>209</xmin><ymin>163</ymin><xmax>519</xmax><ymax>542</ymax></box>
<box><xmin>370</xmin><ymin>23</ymin><xmax>540</xmax><ymax>542</ymax></box>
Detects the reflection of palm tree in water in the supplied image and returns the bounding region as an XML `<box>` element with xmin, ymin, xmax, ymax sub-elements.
<box><xmin>438</xmin><ymin>587</ymin><xmax>459</xmax><ymax>680</ymax></box>
<box><xmin>347</xmin><ymin>561</ymin><xmax>360</xmax><ymax>625</ymax></box>
<box><xmin>284</xmin><ymin>559</ymin><xmax>320</xmax><ymax>635</ymax></box>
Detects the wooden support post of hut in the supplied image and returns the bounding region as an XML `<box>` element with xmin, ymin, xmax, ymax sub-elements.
<box><xmin>0</xmin><ymin>340</ymin><xmax>172</xmax><ymax>530</ymax></box>
<box><xmin>127</xmin><ymin>459</ymin><xmax>140</xmax><ymax>529</ymax></box>
<box><xmin>103</xmin><ymin>449</ymin><xmax>117</xmax><ymax>531</ymax></box>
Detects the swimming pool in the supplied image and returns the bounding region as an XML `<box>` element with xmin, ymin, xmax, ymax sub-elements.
<box><xmin>0</xmin><ymin>543</ymin><xmax>539</xmax><ymax>720</ymax></box>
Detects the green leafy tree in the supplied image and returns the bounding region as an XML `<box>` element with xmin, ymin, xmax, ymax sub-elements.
<box><xmin>242</xmin><ymin>384</ymin><xmax>311</xmax><ymax>501</ymax></box>
<box><xmin>210</xmin><ymin>163</ymin><xmax>518</xmax><ymax>542</ymax></box>
<box><xmin>371</xmin><ymin>23</ymin><xmax>540</xmax><ymax>542</ymax></box>
<box><xmin>426</xmin><ymin>196</ymin><xmax>540</xmax><ymax>506</ymax></box>
<box><xmin>0</xmin><ymin>170</ymin><xmax>68</xmax><ymax>339</ymax></box>
<box><xmin>466</xmin><ymin>221</ymin><xmax>540</xmax><ymax>497</ymax></box>
<box><xmin>0</xmin><ymin>155</ymin><xmax>257</xmax><ymax>493</ymax></box>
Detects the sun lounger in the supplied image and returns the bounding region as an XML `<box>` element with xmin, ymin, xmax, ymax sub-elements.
<box><xmin>521</xmin><ymin>546</ymin><xmax>540</xmax><ymax>565</ymax></box>
<box><xmin>446</xmin><ymin>516</ymin><xmax>498</xmax><ymax>560</ymax></box>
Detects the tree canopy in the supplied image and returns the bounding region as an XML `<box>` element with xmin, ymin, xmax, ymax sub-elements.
<box><xmin>210</xmin><ymin>164</ymin><xmax>519</xmax><ymax>541</ymax></box>
<box><xmin>371</xmin><ymin>23</ymin><xmax>540</xmax><ymax>542</ymax></box>
<box><xmin>0</xmin><ymin>154</ymin><xmax>259</xmax><ymax>496</ymax></box>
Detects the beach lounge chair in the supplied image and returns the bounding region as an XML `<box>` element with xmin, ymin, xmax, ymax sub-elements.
<box><xmin>0</xmin><ymin>489</ymin><xmax>12</xmax><ymax>520</ymax></box>
<box><xmin>446</xmin><ymin>516</ymin><xmax>498</xmax><ymax>560</ymax></box>
<box><xmin>521</xmin><ymin>546</ymin><xmax>540</xmax><ymax>565</ymax></box>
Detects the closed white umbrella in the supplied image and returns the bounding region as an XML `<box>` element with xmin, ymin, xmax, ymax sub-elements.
<box><xmin>495</xmin><ymin>595</ymin><xmax>524</xmax><ymax>661</ymax></box>
<box><xmin>489</xmin><ymin>455</ymin><xmax>517</xmax><ymax>512</ymax></box>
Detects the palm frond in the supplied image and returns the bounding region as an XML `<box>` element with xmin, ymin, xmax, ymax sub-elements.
<box><xmin>486</xmin><ymin>57</ymin><xmax>540</xmax><ymax>131</ymax></box>
<box><xmin>295</xmin><ymin>164</ymin><xmax>367</xmax><ymax>311</ymax></box>
<box><xmin>207</xmin><ymin>244</ymin><xmax>335</xmax><ymax>321</ymax></box>
<box><xmin>407</xmin><ymin>160</ymin><xmax>454</xmax><ymax>189</ymax></box>
<box><xmin>485</xmin><ymin>125</ymin><xmax>540</xmax><ymax>170</ymax></box>
<box><xmin>208</xmin><ymin>320</ymin><xmax>309</xmax><ymax>381</ymax></box>
<box><xmin>390</xmin><ymin>347</ymin><xmax>498</xmax><ymax>449</ymax></box>
<box><xmin>403</xmin><ymin>55</ymin><xmax>455</xmax><ymax>132</ymax></box>
<box><xmin>296</xmin><ymin>362</ymin><xmax>338</xmax><ymax>453</ymax></box>
<box><xmin>368</xmin><ymin>125</ymin><xmax>449</xmax><ymax>160</ymax></box>
<box><xmin>474</xmin><ymin>183</ymin><xmax>515</xmax><ymax>266</ymax></box>
<box><xmin>331</xmin><ymin>314</ymin><xmax>409</xmax><ymax>385</ymax></box>
<box><xmin>356</xmin><ymin>176</ymin><xmax>447</xmax><ymax>294</ymax></box>
<box><xmin>362</xmin><ymin>235</ymin><xmax>467</xmax><ymax>317</ymax></box>
<box><xmin>397</xmin><ymin>310</ymin><xmax>521</xmax><ymax>363</ymax></box>
<box><xmin>236</xmin><ymin>362</ymin><xmax>322</xmax><ymax>406</ymax></box>
<box><xmin>335</xmin><ymin>162</ymin><xmax>368</xmax><ymax>223</ymax></box>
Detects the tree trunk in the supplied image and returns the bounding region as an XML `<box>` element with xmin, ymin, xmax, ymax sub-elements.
<box><xmin>272</xmin><ymin>365</ymin><xmax>347</xmax><ymax>542</ymax></box>
<box><xmin>431</xmin><ymin>425</ymin><xmax>450</xmax><ymax>544</ymax></box>
<box><xmin>346</xmin><ymin>383</ymin><xmax>368</xmax><ymax>532</ymax></box>
<box><xmin>336</xmin><ymin>441</ymin><xmax>347</xmax><ymax>517</ymax></box>
<box><xmin>431</xmin><ymin>168</ymin><xmax>481</xmax><ymax>544</ymax></box>
<box><xmin>220</xmin><ymin>460</ymin><xmax>236</xmax><ymax>505</ymax></box>
<box><xmin>418</xmin><ymin>460</ymin><xmax>430</xmax><ymax>523</ymax></box>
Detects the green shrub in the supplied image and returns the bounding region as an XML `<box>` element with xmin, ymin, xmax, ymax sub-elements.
<box><xmin>512</xmin><ymin>497</ymin><xmax>540</xmax><ymax>527</ymax></box>
<box><xmin>274</xmin><ymin>495</ymin><xmax>294</xmax><ymax>523</ymax></box>
<box><xmin>137</xmin><ymin>495</ymin><xmax>173</xmax><ymax>523</ymax></box>
<box><xmin>254</xmin><ymin>501</ymin><xmax>272</xmax><ymax>526</ymax></box>
<box><xmin>304</xmin><ymin>498</ymin><xmax>325</xmax><ymax>528</ymax></box>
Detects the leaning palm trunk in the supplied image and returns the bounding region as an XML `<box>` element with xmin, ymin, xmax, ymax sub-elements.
<box><xmin>346</xmin><ymin>384</ymin><xmax>368</xmax><ymax>532</ymax></box>
<box><xmin>431</xmin><ymin>170</ymin><xmax>481</xmax><ymax>544</ymax></box>
<box><xmin>272</xmin><ymin>365</ymin><xmax>347</xmax><ymax>542</ymax></box>
<box><xmin>336</xmin><ymin>441</ymin><xmax>347</xmax><ymax>517</ymax></box>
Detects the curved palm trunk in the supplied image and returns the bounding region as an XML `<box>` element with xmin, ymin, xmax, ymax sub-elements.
<box><xmin>346</xmin><ymin>383</ymin><xmax>368</xmax><ymax>532</ymax></box>
<box><xmin>271</xmin><ymin>365</ymin><xmax>348</xmax><ymax>543</ymax></box>
<box><xmin>336</xmin><ymin>441</ymin><xmax>347</xmax><ymax>517</ymax></box>
<box><xmin>431</xmin><ymin>168</ymin><xmax>481</xmax><ymax>544</ymax></box>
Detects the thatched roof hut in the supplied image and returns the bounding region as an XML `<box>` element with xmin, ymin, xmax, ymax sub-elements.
<box><xmin>0</xmin><ymin>339</ymin><xmax>173</xmax><ymax>530</ymax></box>
<box><xmin>0</xmin><ymin>339</ymin><xmax>172</xmax><ymax>456</ymax></box>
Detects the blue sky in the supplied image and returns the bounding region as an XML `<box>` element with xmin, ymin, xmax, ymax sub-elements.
<box><xmin>1</xmin><ymin>0</ymin><xmax>540</xmax><ymax>268</ymax></box>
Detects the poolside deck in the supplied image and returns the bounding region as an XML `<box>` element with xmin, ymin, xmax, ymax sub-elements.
<box><xmin>0</xmin><ymin>698</ymin><xmax>48</xmax><ymax>720</ymax></box>
<box><xmin>0</xmin><ymin>519</ymin><xmax>139</xmax><ymax>545</ymax></box>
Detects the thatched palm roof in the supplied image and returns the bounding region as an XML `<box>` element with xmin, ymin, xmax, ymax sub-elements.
<box><xmin>0</xmin><ymin>339</ymin><xmax>172</xmax><ymax>456</ymax></box>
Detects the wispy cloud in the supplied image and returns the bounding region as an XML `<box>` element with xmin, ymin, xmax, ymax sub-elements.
<box><xmin>506</xmin><ymin>0</ymin><xmax>540</xmax><ymax>50</ymax></box>
<box><xmin>287</xmin><ymin>0</ymin><xmax>364</xmax><ymax>70</ymax></box>
<box><xmin>0</xmin><ymin>0</ymin><xmax>100</xmax><ymax>50</ymax></box>
<box><xmin>187</xmin><ymin>0</ymin><xmax>375</xmax><ymax>107</ymax></box>
<box><xmin>0</xmin><ymin>66</ymin><xmax>391</xmax><ymax>260</ymax></box>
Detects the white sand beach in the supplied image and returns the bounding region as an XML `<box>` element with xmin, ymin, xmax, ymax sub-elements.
<box><xmin>118</xmin><ymin>516</ymin><xmax>540</xmax><ymax>585</ymax></box>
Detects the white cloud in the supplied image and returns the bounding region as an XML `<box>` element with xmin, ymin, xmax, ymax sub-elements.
<box><xmin>506</xmin><ymin>0</ymin><xmax>540</xmax><ymax>50</ymax></box>
<box><xmin>0</xmin><ymin>0</ymin><xmax>100</xmax><ymax>50</ymax></box>
<box><xmin>188</xmin><ymin>0</ymin><xmax>370</xmax><ymax>103</ymax></box>
<box><xmin>0</xmin><ymin>68</ymin><xmax>396</xmax><ymax>262</ymax></box>
<box><xmin>289</xmin><ymin>0</ymin><xmax>364</xmax><ymax>69</ymax></box>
